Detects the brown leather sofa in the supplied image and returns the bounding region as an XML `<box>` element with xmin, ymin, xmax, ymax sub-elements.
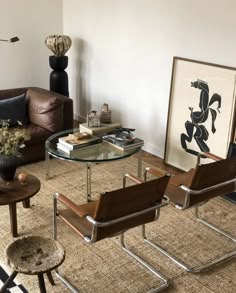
<box><xmin>0</xmin><ymin>87</ymin><xmax>73</xmax><ymax>164</ymax></box>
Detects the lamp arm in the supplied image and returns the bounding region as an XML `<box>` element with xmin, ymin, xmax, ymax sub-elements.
<box><xmin>0</xmin><ymin>37</ymin><xmax>20</xmax><ymax>43</ymax></box>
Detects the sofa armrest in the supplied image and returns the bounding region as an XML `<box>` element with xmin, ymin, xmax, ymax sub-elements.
<box><xmin>26</xmin><ymin>87</ymin><xmax>74</xmax><ymax>132</ymax></box>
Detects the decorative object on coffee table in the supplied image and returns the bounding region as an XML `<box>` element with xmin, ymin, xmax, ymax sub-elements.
<box><xmin>103</xmin><ymin>128</ymin><xmax>144</xmax><ymax>152</ymax></box>
<box><xmin>45</xmin><ymin>35</ymin><xmax>72</xmax><ymax>97</ymax></box>
<box><xmin>1</xmin><ymin>235</ymin><xmax>65</xmax><ymax>293</ymax></box>
<box><xmin>79</xmin><ymin>122</ymin><xmax>122</xmax><ymax>135</ymax></box>
<box><xmin>100</xmin><ymin>103</ymin><xmax>112</xmax><ymax>123</ymax></box>
<box><xmin>0</xmin><ymin>120</ymin><xmax>31</xmax><ymax>180</ymax></box>
<box><xmin>87</xmin><ymin>110</ymin><xmax>101</xmax><ymax>127</ymax></box>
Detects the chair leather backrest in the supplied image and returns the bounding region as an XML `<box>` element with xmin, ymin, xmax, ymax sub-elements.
<box><xmin>93</xmin><ymin>175</ymin><xmax>169</xmax><ymax>241</ymax></box>
<box><xmin>189</xmin><ymin>156</ymin><xmax>236</xmax><ymax>190</ymax></box>
<box><xmin>184</xmin><ymin>156</ymin><xmax>236</xmax><ymax>206</ymax></box>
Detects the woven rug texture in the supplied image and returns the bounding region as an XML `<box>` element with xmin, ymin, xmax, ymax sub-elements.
<box><xmin>0</xmin><ymin>157</ymin><xmax>235</xmax><ymax>293</ymax></box>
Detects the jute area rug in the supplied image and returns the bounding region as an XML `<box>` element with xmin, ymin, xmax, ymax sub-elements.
<box><xmin>0</xmin><ymin>157</ymin><xmax>235</xmax><ymax>293</ymax></box>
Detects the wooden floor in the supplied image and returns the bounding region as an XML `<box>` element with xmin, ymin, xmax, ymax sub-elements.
<box><xmin>138</xmin><ymin>150</ymin><xmax>181</xmax><ymax>175</ymax></box>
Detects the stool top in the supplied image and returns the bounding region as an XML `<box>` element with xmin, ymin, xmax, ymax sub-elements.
<box><xmin>5</xmin><ymin>236</ymin><xmax>65</xmax><ymax>275</ymax></box>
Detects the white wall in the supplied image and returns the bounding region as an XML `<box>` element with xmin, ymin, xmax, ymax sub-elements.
<box><xmin>63</xmin><ymin>0</ymin><xmax>236</xmax><ymax>158</ymax></box>
<box><xmin>2</xmin><ymin>1</ymin><xmax>236</xmax><ymax>159</ymax></box>
<box><xmin>0</xmin><ymin>0</ymin><xmax>63</xmax><ymax>89</ymax></box>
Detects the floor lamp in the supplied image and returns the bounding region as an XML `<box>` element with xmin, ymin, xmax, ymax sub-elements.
<box><xmin>0</xmin><ymin>36</ymin><xmax>20</xmax><ymax>43</ymax></box>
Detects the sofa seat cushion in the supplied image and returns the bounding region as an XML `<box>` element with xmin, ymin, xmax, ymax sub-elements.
<box><xmin>24</xmin><ymin>123</ymin><xmax>52</xmax><ymax>145</ymax></box>
<box><xmin>0</xmin><ymin>93</ymin><xmax>28</xmax><ymax>126</ymax></box>
<box><xmin>27</xmin><ymin>88</ymin><xmax>63</xmax><ymax>132</ymax></box>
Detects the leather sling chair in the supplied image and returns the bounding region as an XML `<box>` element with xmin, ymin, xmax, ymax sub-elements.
<box><xmin>52</xmin><ymin>173</ymin><xmax>170</xmax><ymax>292</ymax></box>
<box><xmin>143</xmin><ymin>152</ymin><xmax>236</xmax><ymax>273</ymax></box>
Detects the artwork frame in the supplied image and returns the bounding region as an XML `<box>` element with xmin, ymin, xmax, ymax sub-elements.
<box><xmin>164</xmin><ymin>56</ymin><xmax>236</xmax><ymax>171</ymax></box>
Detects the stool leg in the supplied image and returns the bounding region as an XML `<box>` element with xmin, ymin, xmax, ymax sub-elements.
<box><xmin>46</xmin><ymin>271</ymin><xmax>55</xmax><ymax>285</ymax></box>
<box><xmin>0</xmin><ymin>271</ymin><xmax>18</xmax><ymax>293</ymax></box>
<box><xmin>38</xmin><ymin>273</ymin><xmax>47</xmax><ymax>293</ymax></box>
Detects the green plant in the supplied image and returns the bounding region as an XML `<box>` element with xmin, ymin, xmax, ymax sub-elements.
<box><xmin>0</xmin><ymin>119</ymin><xmax>31</xmax><ymax>156</ymax></box>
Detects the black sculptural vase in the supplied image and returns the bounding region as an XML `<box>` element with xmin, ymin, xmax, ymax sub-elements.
<box><xmin>0</xmin><ymin>154</ymin><xmax>22</xmax><ymax>181</ymax></box>
<box><xmin>45</xmin><ymin>35</ymin><xmax>72</xmax><ymax>97</ymax></box>
<box><xmin>49</xmin><ymin>56</ymin><xmax>69</xmax><ymax>97</ymax></box>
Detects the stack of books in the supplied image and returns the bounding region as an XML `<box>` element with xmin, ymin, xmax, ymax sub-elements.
<box><xmin>57</xmin><ymin>132</ymin><xmax>102</xmax><ymax>154</ymax></box>
<box><xmin>103</xmin><ymin>134</ymin><xmax>144</xmax><ymax>152</ymax></box>
<box><xmin>79</xmin><ymin>122</ymin><xmax>122</xmax><ymax>135</ymax></box>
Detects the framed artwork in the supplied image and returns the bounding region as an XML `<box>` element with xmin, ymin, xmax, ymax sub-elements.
<box><xmin>164</xmin><ymin>56</ymin><xmax>236</xmax><ymax>171</ymax></box>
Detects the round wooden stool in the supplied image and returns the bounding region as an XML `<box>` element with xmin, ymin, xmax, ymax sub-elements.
<box><xmin>0</xmin><ymin>236</ymin><xmax>65</xmax><ymax>293</ymax></box>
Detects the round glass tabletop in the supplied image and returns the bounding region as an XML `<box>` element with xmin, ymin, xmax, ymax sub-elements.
<box><xmin>45</xmin><ymin>128</ymin><xmax>141</xmax><ymax>163</ymax></box>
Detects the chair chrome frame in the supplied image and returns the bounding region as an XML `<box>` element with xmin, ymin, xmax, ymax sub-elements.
<box><xmin>144</xmin><ymin>152</ymin><xmax>236</xmax><ymax>273</ymax></box>
<box><xmin>52</xmin><ymin>173</ymin><xmax>170</xmax><ymax>293</ymax></box>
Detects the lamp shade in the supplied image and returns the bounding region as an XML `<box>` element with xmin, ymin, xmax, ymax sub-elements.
<box><xmin>9</xmin><ymin>36</ymin><xmax>19</xmax><ymax>43</ymax></box>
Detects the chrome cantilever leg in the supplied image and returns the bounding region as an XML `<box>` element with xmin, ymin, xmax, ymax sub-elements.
<box><xmin>194</xmin><ymin>205</ymin><xmax>236</xmax><ymax>242</ymax></box>
<box><xmin>143</xmin><ymin>206</ymin><xmax>236</xmax><ymax>273</ymax></box>
<box><xmin>53</xmin><ymin>195</ymin><xmax>79</xmax><ymax>292</ymax></box>
<box><xmin>52</xmin><ymin>196</ymin><xmax>168</xmax><ymax>292</ymax></box>
<box><xmin>53</xmin><ymin>195</ymin><xmax>58</xmax><ymax>241</ymax></box>
<box><xmin>86</xmin><ymin>163</ymin><xmax>92</xmax><ymax>202</ymax></box>
<box><xmin>120</xmin><ymin>231</ymin><xmax>169</xmax><ymax>292</ymax></box>
<box><xmin>45</xmin><ymin>150</ymin><xmax>50</xmax><ymax>180</ymax></box>
<box><xmin>54</xmin><ymin>270</ymin><xmax>79</xmax><ymax>293</ymax></box>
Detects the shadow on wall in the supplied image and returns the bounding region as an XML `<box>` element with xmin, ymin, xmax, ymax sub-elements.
<box><xmin>74</xmin><ymin>38</ymin><xmax>92</xmax><ymax>121</ymax></box>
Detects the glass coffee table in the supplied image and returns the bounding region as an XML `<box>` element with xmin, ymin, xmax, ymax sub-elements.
<box><xmin>45</xmin><ymin>128</ymin><xmax>142</xmax><ymax>201</ymax></box>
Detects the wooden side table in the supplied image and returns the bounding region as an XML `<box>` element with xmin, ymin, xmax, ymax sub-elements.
<box><xmin>0</xmin><ymin>174</ymin><xmax>41</xmax><ymax>237</ymax></box>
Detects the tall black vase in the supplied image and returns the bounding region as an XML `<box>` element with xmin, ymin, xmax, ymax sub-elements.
<box><xmin>49</xmin><ymin>56</ymin><xmax>69</xmax><ymax>97</ymax></box>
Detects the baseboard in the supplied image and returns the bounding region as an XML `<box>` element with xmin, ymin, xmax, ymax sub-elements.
<box><xmin>143</xmin><ymin>143</ymin><xmax>164</xmax><ymax>159</ymax></box>
<box><xmin>74</xmin><ymin>113</ymin><xmax>86</xmax><ymax>123</ymax></box>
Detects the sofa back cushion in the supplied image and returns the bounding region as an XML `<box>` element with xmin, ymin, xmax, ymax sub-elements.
<box><xmin>27</xmin><ymin>88</ymin><xmax>63</xmax><ymax>132</ymax></box>
<box><xmin>0</xmin><ymin>93</ymin><xmax>28</xmax><ymax>126</ymax></box>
